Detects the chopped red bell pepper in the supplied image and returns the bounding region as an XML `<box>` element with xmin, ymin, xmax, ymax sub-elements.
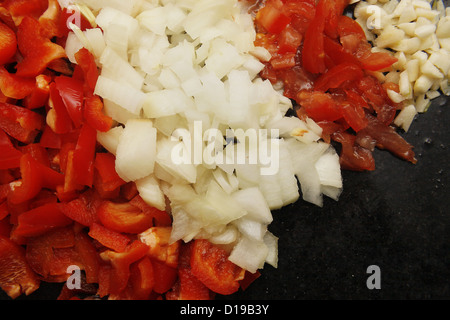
<box><xmin>138</xmin><ymin>227</ymin><xmax>180</xmax><ymax>268</ymax></box>
<box><xmin>0</xmin><ymin>129</ymin><xmax>22</xmax><ymax>170</ymax></box>
<box><xmin>58</xmin><ymin>189</ymin><xmax>101</xmax><ymax>227</ymax></box>
<box><xmin>190</xmin><ymin>239</ymin><xmax>245</xmax><ymax>296</ymax></box>
<box><xmin>24</xmin><ymin>74</ymin><xmax>52</xmax><ymax>110</ymax></box>
<box><xmin>8</xmin><ymin>153</ymin><xmax>42</xmax><ymax>204</ymax></box>
<box><xmin>74</xmin><ymin>230</ymin><xmax>100</xmax><ymax>284</ymax></box>
<box><xmin>54</xmin><ymin>75</ymin><xmax>85</xmax><ymax>129</ymax></box>
<box><xmin>72</xmin><ymin>123</ymin><xmax>97</xmax><ymax>187</ymax></box>
<box><xmin>128</xmin><ymin>256</ymin><xmax>155</xmax><ymax>300</ymax></box>
<box><xmin>39</xmin><ymin>125</ymin><xmax>62</xmax><ymax>149</ymax></box>
<box><xmin>0</xmin><ymin>102</ymin><xmax>44</xmax><ymax>144</ymax></box>
<box><xmin>0</xmin><ymin>66</ymin><xmax>36</xmax><ymax>100</ymax></box>
<box><xmin>2</xmin><ymin>0</ymin><xmax>48</xmax><ymax>20</ymax></box>
<box><xmin>0</xmin><ymin>21</ymin><xmax>17</xmax><ymax>66</ymax></box>
<box><xmin>0</xmin><ymin>235</ymin><xmax>40</xmax><ymax>298</ymax></box>
<box><xmin>48</xmin><ymin>82</ymin><xmax>74</xmax><ymax>135</ymax></box>
<box><xmin>15</xmin><ymin>16</ymin><xmax>67</xmax><ymax>78</ymax></box>
<box><xmin>100</xmin><ymin>240</ymin><xmax>149</xmax><ymax>295</ymax></box>
<box><xmin>13</xmin><ymin>202</ymin><xmax>72</xmax><ymax>238</ymax></box>
<box><xmin>88</xmin><ymin>222</ymin><xmax>130</xmax><ymax>253</ymax></box>
<box><xmin>84</xmin><ymin>95</ymin><xmax>113</xmax><ymax>133</ymax></box>
<box><xmin>97</xmin><ymin>200</ymin><xmax>154</xmax><ymax>234</ymax></box>
<box><xmin>151</xmin><ymin>258</ymin><xmax>178</xmax><ymax>295</ymax></box>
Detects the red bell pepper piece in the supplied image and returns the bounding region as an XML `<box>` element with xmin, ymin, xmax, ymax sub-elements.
<box><xmin>0</xmin><ymin>235</ymin><xmax>40</xmax><ymax>299</ymax></box>
<box><xmin>58</xmin><ymin>190</ymin><xmax>101</xmax><ymax>227</ymax></box>
<box><xmin>13</xmin><ymin>202</ymin><xmax>72</xmax><ymax>238</ymax></box>
<box><xmin>93</xmin><ymin>153</ymin><xmax>126</xmax><ymax>196</ymax></box>
<box><xmin>84</xmin><ymin>95</ymin><xmax>113</xmax><ymax>133</ymax></box>
<box><xmin>74</xmin><ymin>48</ymin><xmax>99</xmax><ymax>94</ymax></box>
<box><xmin>176</xmin><ymin>241</ymin><xmax>211</xmax><ymax>300</ymax></box>
<box><xmin>48</xmin><ymin>82</ymin><xmax>73</xmax><ymax>135</ymax></box>
<box><xmin>0</xmin><ymin>66</ymin><xmax>35</xmax><ymax>100</ymax></box>
<box><xmin>8</xmin><ymin>153</ymin><xmax>42</xmax><ymax>204</ymax></box>
<box><xmin>190</xmin><ymin>239</ymin><xmax>245</xmax><ymax>296</ymax></box>
<box><xmin>129</xmin><ymin>195</ymin><xmax>172</xmax><ymax>227</ymax></box>
<box><xmin>0</xmin><ymin>102</ymin><xmax>44</xmax><ymax>144</ymax></box>
<box><xmin>129</xmin><ymin>256</ymin><xmax>155</xmax><ymax>300</ymax></box>
<box><xmin>97</xmin><ymin>200</ymin><xmax>154</xmax><ymax>234</ymax></box>
<box><xmin>15</xmin><ymin>16</ymin><xmax>67</xmax><ymax>78</ymax></box>
<box><xmin>100</xmin><ymin>240</ymin><xmax>149</xmax><ymax>295</ymax></box>
<box><xmin>2</xmin><ymin>0</ymin><xmax>48</xmax><ymax>20</ymax></box>
<box><xmin>24</xmin><ymin>74</ymin><xmax>52</xmax><ymax>110</ymax></box>
<box><xmin>0</xmin><ymin>21</ymin><xmax>17</xmax><ymax>66</ymax></box>
<box><xmin>39</xmin><ymin>125</ymin><xmax>62</xmax><ymax>149</ymax></box>
<box><xmin>151</xmin><ymin>259</ymin><xmax>178</xmax><ymax>295</ymax></box>
<box><xmin>54</xmin><ymin>76</ymin><xmax>85</xmax><ymax>129</ymax></box>
<box><xmin>0</xmin><ymin>129</ymin><xmax>22</xmax><ymax>170</ymax></box>
<box><xmin>138</xmin><ymin>227</ymin><xmax>180</xmax><ymax>268</ymax></box>
<box><xmin>74</xmin><ymin>230</ymin><xmax>100</xmax><ymax>284</ymax></box>
<box><xmin>72</xmin><ymin>123</ymin><xmax>97</xmax><ymax>187</ymax></box>
<box><xmin>88</xmin><ymin>222</ymin><xmax>130</xmax><ymax>253</ymax></box>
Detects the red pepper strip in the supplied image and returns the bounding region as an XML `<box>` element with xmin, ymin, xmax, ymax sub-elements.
<box><xmin>84</xmin><ymin>95</ymin><xmax>113</xmax><ymax>133</ymax></box>
<box><xmin>97</xmin><ymin>200</ymin><xmax>154</xmax><ymax>234</ymax></box>
<box><xmin>0</xmin><ymin>129</ymin><xmax>22</xmax><ymax>170</ymax></box>
<box><xmin>58</xmin><ymin>190</ymin><xmax>101</xmax><ymax>227</ymax></box>
<box><xmin>74</xmin><ymin>230</ymin><xmax>100</xmax><ymax>284</ymax></box>
<box><xmin>140</xmin><ymin>227</ymin><xmax>180</xmax><ymax>268</ymax></box>
<box><xmin>190</xmin><ymin>239</ymin><xmax>245</xmax><ymax>296</ymax></box>
<box><xmin>8</xmin><ymin>153</ymin><xmax>42</xmax><ymax>205</ymax></box>
<box><xmin>72</xmin><ymin>123</ymin><xmax>97</xmax><ymax>187</ymax></box>
<box><xmin>39</xmin><ymin>125</ymin><xmax>62</xmax><ymax>149</ymax></box>
<box><xmin>54</xmin><ymin>76</ymin><xmax>85</xmax><ymax>129</ymax></box>
<box><xmin>129</xmin><ymin>195</ymin><xmax>172</xmax><ymax>227</ymax></box>
<box><xmin>48</xmin><ymin>82</ymin><xmax>73</xmax><ymax>135</ymax></box>
<box><xmin>24</xmin><ymin>74</ymin><xmax>52</xmax><ymax>110</ymax></box>
<box><xmin>0</xmin><ymin>235</ymin><xmax>40</xmax><ymax>299</ymax></box>
<box><xmin>74</xmin><ymin>48</ymin><xmax>99</xmax><ymax>94</ymax></box>
<box><xmin>2</xmin><ymin>0</ymin><xmax>48</xmax><ymax>20</ymax></box>
<box><xmin>174</xmin><ymin>241</ymin><xmax>211</xmax><ymax>300</ymax></box>
<box><xmin>0</xmin><ymin>21</ymin><xmax>16</xmax><ymax>65</ymax></box>
<box><xmin>129</xmin><ymin>256</ymin><xmax>155</xmax><ymax>300</ymax></box>
<box><xmin>93</xmin><ymin>153</ymin><xmax>125</xmax><ymax>199</ymax></box>
<box><xmin>88</xmin><ymin>222</ymin><xmax>130</xmax><ymax>253</ymax></box>
<box><xmin>0</xmin><ymin>102</ymin><xmax>44</xmax><ymax>144</ymax></box>
<box><xmin>15</xmin><ymin>16</ymin><xmax>67</xmax><ymax>78</ymax></box>
<box><xmin>13</xmin><ymin>202</ymin><xmax>72</xmax><ymax>237</ymax></box>
<box><xmin>0</xmin><ymin>66</ymin><xmax>35</xmax><ymax>100</ymax></box>
<box><xmin>152</xmin><ymin>258</ymin><xmax>178</xmax><ymax>295</ymax></box>
<box><xmin>100</xmin><ymin>240</ymin><xmax>149</xmax><ymax>295</ymax></box>
<box><xmin>313</xmin><ymin>62</ymin><xmax>364</xmax><ymax>92</ymax></box>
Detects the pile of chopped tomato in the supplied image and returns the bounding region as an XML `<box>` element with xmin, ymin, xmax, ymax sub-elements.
<box><xmin>0</xmin><ymin>0</ymin><xmax>257</xmax><ymax>300</ymax></box>
<box><xmin>254</xmin><ymin>0</ymin><xmax>417</xmax><ymax>171</ymax></box>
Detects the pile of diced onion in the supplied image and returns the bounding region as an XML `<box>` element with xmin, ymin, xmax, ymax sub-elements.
<box><xmin>352</xmin><ymin>0</ymin><xmax>450</xmax><ymax>132</ymax></box>
<box><xmin>62</xmin><ymin>0</ymin><xmax>343</xmax><ymax>274</ymax></box>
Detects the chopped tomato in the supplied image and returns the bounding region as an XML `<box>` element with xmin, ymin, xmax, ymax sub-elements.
<box><xmin>256</xmin><ymin>0</ymin><xmax>291</xmax><ymax>34</ymax></box>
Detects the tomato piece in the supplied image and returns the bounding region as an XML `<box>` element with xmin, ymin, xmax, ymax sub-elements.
<box><xmin>88</xmin><ymin>222</ymin><xmax>130</xmax><ymax>253</ymax></box>
<box><xmin>277</xmin><ymin>25</ymin><xmax>303</xmax><ymax>54</ymax></box>
<box><xmin>296</xmin><ymin>91</ymin><xmax>342</xmax><ymax>122</ymax></box>
<box><xmin>338</xmin><ymin>15</ymin><xmax>366</xmax><ymax>40</ymax></box>
<box><xmin>190</xmin><ymin>239</ymin><xmax>245</xmax><ymax>296</ymax></box>
<box><xmin>0</xmin><ymin>129</ymin><xmax>22</xmax><ymax>170</ymax></box>
<box><xmin>359</xmin><ymin>51</ymin><xmax>398</xmax><ymax>72</ymax></box>
<box><xmin>313</xmin><ymin>62</ymin><xmax>364</xmax><ymax>92</ymax></box>
<box><xmin>278</xmin><ymin>65</ymin><xmax>316</xmax><ymax>100</ymax></box>
<box><xmin>13</xmin><ymin>202</ymin><xmax>72</xmax><ymax>238</ymax></box>
<box><xmin>332</xmin><ymin>131</ymin><xmax>375</xmax><ymax>171</ymax></box>
<box><xmin>271</xmin><ymin>52</ymin><xmax>296</xmax><ymax>70</ymax></box>
<box><xmin>97</xmin><ymin>200</ymin><xmax>154</xmax><ymax>234</ymax></box>
<box><xmin>0</xmin><ymin>235</ymin><xmax>40</xmax><ymax>298</ymax></box>
<box><xmin>0</xmin><ymin>21</ymin><xmax>16</xmax><ymax>66</ymax></box>
<box><xmin>256</xmin><ymin>1</ymin><xmax>291</xmax><ymax>34</ymax></box>
<box><xmin>359</xmin><ymin>115</ymin><xmax>417</xmax><ymax>164</ymax></box>
<box><xmin>15</xmin><ymin>17</ymin><xmax>67</xmax><ymax>77</ymax></box>
<box><xmin>301</xmin><ymin>12</ymin><xmax>326</xmax><ymax>74</ymax></box>
<box><xmin>323</xmin><ymin>36</ymin><xmax>361</xmax><ymax>68</ymax></box>
<box><xmin>340</xmin><ymin>102</ymin><xmax>369</xmax><ymax>133</ymax></box>
<box><xmin>84</xmin><ymin>95</ymin><xmax>113</xmax><ymax>133</ymax></box>
<box><xmin>54</xmin><ymin>76</ymin><xmax>85</xmax><ymax>129</ymax></box>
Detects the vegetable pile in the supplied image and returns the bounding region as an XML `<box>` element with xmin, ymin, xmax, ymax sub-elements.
<box><xmin>0</xmin><ymin>0</ymin><xmax>447</xmax><ymax>300</ymax></box>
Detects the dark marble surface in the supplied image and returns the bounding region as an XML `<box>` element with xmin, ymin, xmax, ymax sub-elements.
<box><xmin>224</xmin><ymin>94</ymin><xmax>450</xmax><ymax>300</ymax></box>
